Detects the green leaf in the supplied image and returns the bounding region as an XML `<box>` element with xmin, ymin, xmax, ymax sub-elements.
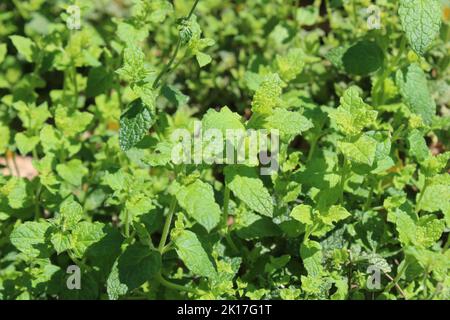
<box><xmin>416</xmin><ymin>215</ymin><xmax>445</xmax><ymax>248</ymax></box>
<box><xmin>0</xmin><ymin>43</ymin><xmax>7</xmax><ymax>64</ymax></box>
<box><xmin>224</xmin><ymin>165</ymin><xmax>273</xmax><ymax>217</ymax></box>
<box><xmin>176</xmin><ymin>180</ymin><xmax>221</xmax><ymax>232</ymax></box>
<box><xmin>70</xmin><ymin>222</ymin><xmax>105</xmax><ymax>258</ymax></box>
<box><xmin>106</xmin><ymin>260</ymin><xmax>128</xmax><ymax>300</ymax></box>
<box><xmin>290</xmin><ymin>204</ymin><xmax>313</xmax><ymax>225</ymax></box>
<box><xmin>162</xmin><ymin>85</ymin><xmax>189</xmax><ymax>107</ymax></box>
<box><xmin>417</xmin><ymin>174</ymin><xmax>450</xmax><ymax>221</ymax></box>
<box><xmin>396</xmin><ymin>64</ymin><xmax>436</xmax><ymax>125</ymax></box>
<box><xmin>15</xmin><ymin>133</ymin><xmax>39</xmax><ymax>155</ymax></box>
<box><xmin>0</xmin><ymin>177</ymin><xmax>32</xmax><ymax>209</ymax></box>
<box><xmin>265</xmin><ymin>108</ymin><xmax>313</xmax><ymax>142</ymax></box>
<box><xmin>56</xmin><ymin>159</ymin><xmax>88</xmax><ymax>186</ymax></box>
<box><xmin>55</xmin><ymin>106</ymin><xmax>93</xmax><ymax>137</ymax></box>
<box><xmin>300</xmin><ymin>240</ymin><xmax>323</xmax><ymax>277</ymax></box>
<box><xmin>329</xmin><ymin>86</ymin><xmax>378</xmax><ymax>136</ymax></box>
<box><xmin>119</xmin><ymin>99</ymin><xmax>154</xmax><ymax>151</ymax></box>
<box><xmin>320</xmin><ymin>205</ymin><xmax>350</xmax><ymax>226</ymax></box>
<box><xmin>116</xmin><ymin>45</ymin><xmax>151</xmax><ymax>83</ymax></box>
<box><xmin>13</xmin><ymin>101</ymin><xmax>51</xmax><ymax>132</ymax></box>
<box><xmin>407</xmin><ymin>129</ymin><xmax>430</xmax><ymax>161</ymax></box>
<box><xmin>117</xmin><ymin>243</ymin><xmax>161</xmax><ymax>291</ymax></box>
<box><xmin>342</xmin><ymin>41</ymin><xmax>384</xmax><ymax>76</ymax></box>
<box><xmin>50</xmin><ymin>232</ymin><xmax>71</xmax><ymax>254</ymax></box>
<box><xmin>0</xmin><ymin>125</ymin><xmax>10</xmax><ymax>154</ymax></box>
<box><xmin>174</xmin><ymin>230</ymin><xmax>217</xmax><ymax>279</ymax></box>
<box><xmin>275</xmin><ymin>48</ymin><xmax>305</xmax><ymax>82</ymax></box>
<box><xmin>196</xmin><ymin>52</ymin><xmax>212</xmax><ymax>67</ymax></box>
<box><xmin>86</xmin><ymin>66</ymin><xmax>113</xmax><ymax>97</ymax></box>
<box><xmin>9</xmin><ymin>35</ymin><xmax>36</xmax><ymax>62</ymax></box>
<box><xmin>399</xmin><ymin>0</ymin><xmax>442</xmax><ymax>55</ymax></box>
<box><xmin>202</xmin><ymin>106</ymin><xmax>245</xmax><ymax>134</ymax></box>
<box><xmin>59</xmin><ymin>197</ymin><xmax>84</xmax><ymax>230</ymax></box>
<box><xmin>10</xmin><ymin>221</ymin><xmax>52</xmax><ymax>258</ymax></box>
<box><xmin>337</xmin><ymin>134</ymin><xmax>378</xmax><ymax>166</ymax></box>
<box><xmin>251</xmin><ymin>74</ymin><xmax>282</xmax><ymax>114</ymax></box>
<box><xmin>394</xmin><ymin>210</ymin><xmax>445</xmax><ymax>247</ymax></box>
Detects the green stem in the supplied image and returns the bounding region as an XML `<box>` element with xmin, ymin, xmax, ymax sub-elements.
<box><xmin>351</xmin><ymin>0</ymin><xmax>358</xmax><ymax>26</ymax></box>
<box><xmin>339</xmin><ymin>157</ymin><xmax>349</xmax><ymax>204</ymax></box>
<box><xmin>307</xmin><ymin>138</ymin><xmax>318</xmax><ymax>162</ymax></box>
<box><xmin>72</xmin><ymin>64</ymin><xmax>78</xmax><ymax>109</ymax></box>
<box><xmin>222</xmin><ymin>185</ymin><xmax>230</xmax><ymax>230</ymax></box>
<box><xmin>124</xmin><ymin>208</ymin><xmax>130</xmax><ymax>238</ymax></box>
<box><xmin>187</xmin><ymin>0</ymin><xmax>201</xmax><ymax>20</ymax></box>
<box><xmin>363</xmin><ymin>178</ymin><xmax>374</xmax><ymax>212</ymax></box>
<box><xmin>384</xmin><ymin>261</ymin><xmax>408</xmax><ymax>294</ymax></box>
<box><xmin>156</xmin><ymin>273</ymin><xmax>203</xmax><ymax>295</ymax></box>
<box><xmin>158</xmin><ymin>196</ymin><xmax>177</xmax><ymax>252</ymax></box>
<box><xmin>416</xmin><ymin>178</ymin><xmax>430</xmax><ymax>213</ymax></box>
<box><xmin>12</xmin><ymin>153</ymin><xmax>20</xmax><ymax>177</ymax></box>
<box><xmin>152</xmin><ymin>39</ymin><xmax>181</xmax><ymax>89</ymax></box>
<box><xmin>34</xmin><ymin>184</ymin><xmax>42</xmax><ymax>221</ymax></box>
<box><xmin>152</xmin><ymin>0</ymin><xmax>201</xmax><ymax>89</ymax></box>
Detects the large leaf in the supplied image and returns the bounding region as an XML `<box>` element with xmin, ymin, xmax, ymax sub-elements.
<box><xmin>399</xmin><ymin>0</ymin><xmax>442</xmax><ymax>55</ymax></box>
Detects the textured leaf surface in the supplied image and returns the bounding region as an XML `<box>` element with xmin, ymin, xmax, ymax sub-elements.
<box><xmin>396</xmin><ymin>64</ymin><xmax>436</xmax><ymax>125</ymax></box>
<box><xmin>10</xmin><ymin>221</ymin><xmax>52</xmax><ymax>257</ymax></box>
<box><xmin>329</xmin><ymin>86</ymin><xmax>377</xmax><ymax>136</ymax></box>
<box><xmin>224</xmin><ymin>165</ymin><xmax>273</xmax><ymax>217</ymax></box>
<box><xmin>119</xmin><ymin>99</ymin><xmax>154</xmax><ymax>151</ymax></box>
<box><xmin>70</xmin><ymin>222</ymin><xmax>105</xmax><ymax>258</ymax></box>
<box><xmin>251</xmin><ymin>74</ymin><xmax>282</xmax><ymax>114</ymax></box>
<box><xmin>176</xmin><ymin>180</ymin><xmax>221</xmax><ymax>232</ymax></box>
<box><xmin>337</xmin><ymin>134</ymin><xmax>378</xmax><ymax>166</ymax></box>
<box><xmin>174</xmin><ymin>230</ymin><xmax>217</xmax><ymax>279</ymax></box>
<box><xmin>399</xmin><ymin>0</ymin><xmax>442</xmax><ymax>55</ymax></box>
<box><xmin>266</xmin><ymin>108</ymin><xmax>313</xmax><ymax>142</ymax></box>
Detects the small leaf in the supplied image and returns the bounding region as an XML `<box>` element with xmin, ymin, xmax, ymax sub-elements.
<box><xmin>70</xmin><ymin>222</ymin><xmax>105</xmax><ymax>258</ymax></box>
<box><xmin>9</xmin><ymin>35</ymin><xmax>36</xmax><ymax>62</ymax></box>
<box><xmin>251</xmin><ymin>74</ymin><xmax>282</xmax><ymax>114</ymax></box>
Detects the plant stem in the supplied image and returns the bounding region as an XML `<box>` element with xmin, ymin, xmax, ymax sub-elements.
<box><xmin>152</xmin><ymin>39</ymin><xmax>181</xmax><ymax>89</ymax></box>
<box><xmin>158</xmin><ymin>196</ymin><xmax>177</xmax><ymax>252</ymax></box>
<box><xmin>152</xmin><ymin>0</ymin><xmax>201</xmax><ymax>89</ymax></box>
<box><xmin>156</xmin><ymin>273</ymin><xmax>203</xmax><ymax>295</ymax></box>
<box><xmin>187</xmin><ymin>0</ymin><xmax>201</xmax><ymax>20</ymax></box>
<box><xmin>124</xmin><ymin>208</ymin><xmax>130</xmax><ymax>238</ymax></box>
<box><xmin>339</xmin><ymin>157</ymin><xmax>349</xmax><ymax>204</ymax></box>
<box><xmin>221</xmin><ymin>185</ymin><xmax>230</xmax><ymax>230</ymax></box>
<box><xmin>384</xmin><ymin>261</ymin><xmax>408</xmax><ymax>294</ymax></box>
<box><xmin>12</xmin><ymin>153</ymin><xmax>20</xmax><ymax>177</ymax></box>
<box><xmin>415</xmin><ymin>178</ymin><xmax>430</xmax><ymax>213</ymax></box>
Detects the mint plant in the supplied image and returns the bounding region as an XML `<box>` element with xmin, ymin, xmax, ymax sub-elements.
<box><xmin>0</xmin><ymin>0</ymin><xmax>449</xmax><ymax>300</ymax></box>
